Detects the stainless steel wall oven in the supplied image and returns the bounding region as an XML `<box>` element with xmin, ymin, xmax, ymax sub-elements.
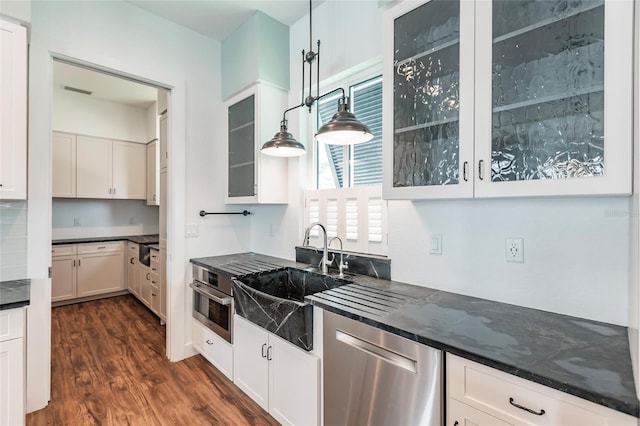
<box><xmin>190</xmin><ymin>264</ymin><xmax>233</xmax><ymax>343</ymax></box>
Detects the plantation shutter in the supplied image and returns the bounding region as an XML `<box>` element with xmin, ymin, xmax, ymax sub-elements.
<box><xmin>351</xmin><ymin>77</ymin><xmax>383</xmax><ymax>186</ymax></box>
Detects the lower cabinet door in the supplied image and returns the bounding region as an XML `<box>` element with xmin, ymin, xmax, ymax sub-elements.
<box><xmin>0</xmin><ymin>338</ymin><xmax>24</xmax><ymax>426</ymax></box>
<box><xmin>192</xmin><ymin>320</ymin><xmax>233</xmax><ymax>380</ymax></box>
<box><xmin>76</xmin><ymin>252</ymin><xmax>124</xmax><ymax>297</ymax></box>
<box><xmin>269</xmin><ymin>334</ymin><xmax>319</xmax><ymax>426</ymax></box>
<box><xmin>233</xmin><ymin>316</ymin><xmax>269</xmax><ymax>411</ymax></box>
<box><xmin>127</xmin><ymin>257</ymin><xmax>138</xmax><ymax>296</ymax></box>
<box><xmin>51</xmin><ymin>256</ymin><xmax>77</xmax><ymax>302</ymax></box>
<box><xmin>138</xmin><ymin>267</ymin><xmax>151</xmax><ymax>306</ymax></box>
<box><xmin>448</xmin><ymin>398</ymin><xmax>512</xmax><ymax>426</ymax></box>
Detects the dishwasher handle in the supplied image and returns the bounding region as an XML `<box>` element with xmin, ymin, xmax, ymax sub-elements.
<box><xmin>336</xmin><ymin>329</ymin><xmax>417</xmax><ymax>373</ymax></box>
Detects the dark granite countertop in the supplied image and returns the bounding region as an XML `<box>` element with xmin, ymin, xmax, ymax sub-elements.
<box><xmin>52</xmin><ymin>234</ymin><xmax>159</xmax><ymax>246</ymax></box>
<box><xmin>0</xmin><ymin>279</ymin><xmax>30</xmax><ymax>310</ymax></box>
<box><xmin>190</xmin><ymin>252</ymin><xmax>305</xmax><ymax>276</ymax></box>
<box><xmin>148</xmin><ymin>244</ymin><xmax>160</xmax><ymax>251</ymax></box>
<box><xmin>190</xmin><ymin>252</ymin><xmax>639</xmax><ymax>418</ymax></box>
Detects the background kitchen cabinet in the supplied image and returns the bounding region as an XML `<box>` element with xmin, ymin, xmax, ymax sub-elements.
<box><xmin>112</xmin><ymin>141</ymin><xmax>146</xmax><ymax>199</ymax></box>
<box><xmin>52</xmin><ymin>132</ymin><xmax>77</xmax><ymax>197</ymax></box>
<box><xmin>55</xmin><ymin>132</ymin><xmax>147</xmax><ymax>200</ymax></box>
<box><xmin>51</xmin><ymin>244</ymin><xmax>77</xmax><ymax>302</ymax></box>
<box><xmin>224</xmin><ymin>83</ymin><xmax>288</xmax><ymax>204</ymax></box>
<box><xmin>383</xmin><ymin>0</ymin><xmax>633</xmax><ymax>199</ymax></box>
<box><xmin>138</xmin><ymin>264</ymin><xmax>152</xmax><ymax>307</ymax></box>
<box><xmin>158</xmin><ymin>240</ymin><xmax>167</xmax><ymax>321</ymax></box>
<box><xmin>0</xmin><ymin>308</ymin><xmax>25</xmax><ymax>425</ymax></box>
<box><xmin>0</xmin><ymin>19</ymin><xmax>27</xmax><ymax>201</ymax></box>
<box><xmin>146</xmin><ymin>139</ymin><xmax>159</xmax><ymax>205</ymax></box>
<box><xmin>233</xmin><ymin>315</ymin><xmax>319</xmax><ymax>426</ymax></box>
<box><xmin>76</xmin><ymin>243</ymin><xmax>125</xmax><ymax>297</ymax></box>
<box><xmin>159</xmin><ymin>114</ymin><xmax>167</xmax><ymax>171</ymax></box>
<box><xmin>447</xmin><ymin>354</ymin><xmax>635</xmax><ymax>426</ymax></box>
<box><xmin>126</xmin><ymin>242</ymin><xmax>139</xmax><ymax>297</ymax></box>
<box><xmin>76</xmin><ymin>135</ymin><xmax>113</xmax><ymax>198</ymax></box>
<box><xmin>52</xmin><ymin>242</ymin><xmax>125</xmax><ymax>301</ymax></box>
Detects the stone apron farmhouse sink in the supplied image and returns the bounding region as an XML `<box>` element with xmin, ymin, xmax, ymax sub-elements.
<box><xmin>232</xmin><ymin>267</ymin><xmax>351</xmax><ymax>351</ymax></box>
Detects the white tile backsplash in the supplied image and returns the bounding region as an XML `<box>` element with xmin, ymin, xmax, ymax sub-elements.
<box><xmin>0</xmin><ymin>201</ymin><xmax>28</xmax><ymax>281</ymax></box>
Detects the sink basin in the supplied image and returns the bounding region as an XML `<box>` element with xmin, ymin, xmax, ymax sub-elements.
<box><xmin>232</xmin><ymin>267</ymin><xmax>351</xmax><ymax>351</ymax></box>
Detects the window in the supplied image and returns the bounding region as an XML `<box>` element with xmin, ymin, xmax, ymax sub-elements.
<box><xmin>316</xmin><ymin>75</ymin><xmax>383</xmax><ymax>189</ymax></box>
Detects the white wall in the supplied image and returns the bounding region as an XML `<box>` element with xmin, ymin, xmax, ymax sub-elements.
<box><xmin>251</xmin><ymin>0</ymin><xmax>632</xmax><ymax>326</ymax></box>
<box><xmin>27</xmin><ymin>0</ymin><xmax>250</xmax><ymax>412</ymax></box>
<box><xmin>53</xmin><ymin>87</ymin><xmax>149</xmax><ymax>143</ymax></box>
<box><xmin>52</xmin><ymin>199</ymin><xmax>159</xmax><ymax>239</ymax></box>
<box><xmin>0</xmin><ymin>0</ymin><xmax>30</xmax><ymax>24</ymax></box>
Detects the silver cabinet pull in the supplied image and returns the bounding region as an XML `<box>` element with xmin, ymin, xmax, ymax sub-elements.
<box><xmin>189</xmin><ymin>283</ymin><xmax>232</xmax><ymax>305</ymax></box>
<box><xmin>261</xmin><ymin>343</ymin><xmax>267</xmax><ymax>358</ymax></box>
<box><xmin>509</xmin><ymin>398</ymin><xmax>545</xmax><ymax>416</ymax></box>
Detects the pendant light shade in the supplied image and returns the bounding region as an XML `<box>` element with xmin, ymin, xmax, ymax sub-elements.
<box><xmin>315</xmin><ymin>96</ymin><xmax>374</xmax><ymax>145</ymax></box>
<box><xmin>261</xmin><ymin>120</ymin><xmax>306</xmax><ymax>157</ymax></box>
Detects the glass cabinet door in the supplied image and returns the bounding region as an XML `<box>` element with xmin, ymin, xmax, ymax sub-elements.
<box><xmin>383</xmin><ymin>0</ymin><xmax>475</xmax><ymax>200</ymax></box>
<box><xmin>228</xmin><ymin>95</ymin><xmax>256</xmax><ymax>198</ymax></box>
<box><xmin>475</xmin><ymin>0</ymin><xmax>632</xmax><ymax>197</ymax></box>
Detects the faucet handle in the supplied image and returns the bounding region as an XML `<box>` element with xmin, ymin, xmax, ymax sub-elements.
<box><xmin>342</xmin><ymin>261</ymin><xmax>348</xmax><ymax>270</ymax></box>
<box><xmin>328</xmin><ymin>253</ymin><xmax>336</xmax><ymax>265</ymax></box>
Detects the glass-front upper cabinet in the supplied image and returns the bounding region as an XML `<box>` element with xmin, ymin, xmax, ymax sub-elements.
<box><xmin>224</xmin><ymin>83</ymin><xmax>289</xmax><ymax>204</ymax></box>
<box><xmin>383</xmin><ymin>0</ymin><xmax>475</xmax><ymax>200</ymax></box>
<box><xmin>475</xmin><ymin>0</ymin><xmax>633</xmax><ymax>197</ymax></box>
<box><xmin>384</xmin><ymin>0</ymin><xmax>632</xmax><ymax>200</ymax></box>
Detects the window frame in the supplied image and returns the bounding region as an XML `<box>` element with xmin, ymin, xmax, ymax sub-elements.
<box><xmin>310</xmin><ymin>62</ymin><xmax>383</xmax><ymax>190</ymax></box>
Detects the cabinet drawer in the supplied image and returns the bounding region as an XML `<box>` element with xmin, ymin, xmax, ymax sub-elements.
<box><xmin>150</xmin><ymin>249</ymin><xmax>159</xmax><ymax>262</ymax></box>
<box><xmin>127</xmin><ymin>242</ymin><xmax>139</xmax><ymax>254</ymax></box>
<box><xmin>51</xmin><ymin>244</ymin><xmax>76</xmax><ymax>256</ymax></box>
<box><xmin>0</xmin><ymin>308</ymin><xmax>25</xmax><ymax>342</ymax></box>
<box><xmin>447</xmin><ymin>354</ymin><xmax>635</xmax><ymax>426</ymax></box>
<box><xmin>192</xmin><ymin>319</ymin><xmax>233</xmax><ymax>379</ymax></box>
<box><xmin>77</xmin><ymin>241</ymin><xmax>122</xmax><ymax>254</ymax></box>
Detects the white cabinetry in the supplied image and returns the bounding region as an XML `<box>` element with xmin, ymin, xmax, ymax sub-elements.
<box><xmin>159</xmin><ymin>114</ymin><xmax>167</xmax><ymax>171</ymax></box>
<box><xmin>192</xmin><ymin>319</ymin><xmax>233</xmax><ymax>380</ymax></box>
<box><xmin>51</xmin><ymin>242</ymin><xmax>125</xmax><ymax>302</ymax></box>
<box><xmin>0</xmin><ymin>19</ymin><xmax>27</xmax><ymax>200</ymax></box>
<box><xmin>383</xmin><ymin>0</ymin><xmax>633</xmax><ymax>199</ymax></box>
<box><xmin>447</xmin><ymin>354</ymin><xmax>635</xmax><ymax>426</ymax></box>
<box><xmin>146</xmin><ymin>139</ymin><xmax>159</xmax><ymax>205</ymax></box>
<box><xmin>126</xmin><ymin>242</ymin><xmax>139</xmax><ymax>297</ymax></box>
<box><xmin>51</xmin><ymin>244</ymin><xmax>77</xmax><ymax>302</ymax></box>
<box><xmin>0</xmin><ymin>308</ymin><xmax>25</xmax><ymax>426</ymax></box>
<box><xmin>53</xmin><ymin>132</ymin><xmax>147</xmax><ymax>200</ymax></box>
<box><xmin>225</xmin><ymin>83</ymin><xmax>288</xmax><ymax>204</ymax></box>
<box><xmin>52</xmin><ymin>132</ymin><xmax>77</xmax><ymax>197</ymax></box>
<box><xmin>233</xmin><ymin>315</ymin><xmax>319</xmax><ymax>426</ymax></box>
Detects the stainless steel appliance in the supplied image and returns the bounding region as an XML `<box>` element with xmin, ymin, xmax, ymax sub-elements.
<box><xmin>190</xmin><ymin>264</ymin><xmax>233</xmax><ymax>343</ymax></box>
<box><xmin>139</xmin><ymin>244</ymin><xmax>151</xmax><ymax>267</ymax></box>
<box><xmin>323</xmin><ymin>310</ymin><xmax>443</xmax><ymax>426</ymax></box>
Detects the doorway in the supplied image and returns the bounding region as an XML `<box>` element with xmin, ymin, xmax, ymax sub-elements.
<box><xmin>50</xmin><ymin>59</ymin><xmax>170</xmax><ymax>356</ymax></box>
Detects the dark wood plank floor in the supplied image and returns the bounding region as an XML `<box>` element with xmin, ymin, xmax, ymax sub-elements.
<box><xmin>27</xmin><ymin>295</ymin><xmax>279</xmax><ymax>426</ymax></box>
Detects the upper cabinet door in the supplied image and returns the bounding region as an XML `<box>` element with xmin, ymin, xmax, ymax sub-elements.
<box><xmin>52</xmin><ymin>132</ymin><xmax>77</xmax><ymax>198</ymax></box>
<box><xmin>112</xmin><ymin>141</ymin><xmax>146</xmax><ymax>199</ymax></box>
<box><xmin>0</xmin><ymin>19</ymin><xmax>27</xmax><ymax>200</ymax></box>
<box><xmin>76</xmin><ymin>136</ymin><xmax>113</xmax><ymax>199</ymax></box>
<box><xmin>474</xmin><ymin>0</ymin><xmax>633</xmax><ymax>197</ymax></box>
<box><xmin>383</xmin><ymin>0</ymin><xmax>475</xmax><ymax>200</ymax></box>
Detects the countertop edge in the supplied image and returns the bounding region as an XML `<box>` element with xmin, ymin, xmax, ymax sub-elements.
<box><xmin>52</xmin><ymin>234</ymin><xmax>159</xmax><ymax>246</ymax></box>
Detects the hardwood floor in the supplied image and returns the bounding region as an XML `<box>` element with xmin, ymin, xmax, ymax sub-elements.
<box><xmin>27</xmin><ymin>295</ymin><xmax>279</xmax><ymax>426</ymax></box>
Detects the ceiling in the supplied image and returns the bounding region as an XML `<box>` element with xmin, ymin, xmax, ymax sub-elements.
<box><xmin>52</xmin><ymin>61</ymin><xmax>158</xmax><ymax>109</ymax></box>
<box><xmin>52</xmin><ymin>1</ymin><xmax>327</xmax><ymax>108</ymax></box>
<box><xmin>127</xmin><ymin>0</ymin><xmax>324</xmax><ymax>41</ymax></box>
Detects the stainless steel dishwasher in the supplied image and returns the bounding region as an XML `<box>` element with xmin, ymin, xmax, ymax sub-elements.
<box><xmin>323</xmin><ymin>310</ymin><xmax>443</xmax><ymax>426</ymax></box>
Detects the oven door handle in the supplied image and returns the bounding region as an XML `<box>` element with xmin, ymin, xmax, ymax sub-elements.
<box><xmin>190</xmin><ymin>283</ymin><xmax>232</xmax><ymax>306</ymax></box>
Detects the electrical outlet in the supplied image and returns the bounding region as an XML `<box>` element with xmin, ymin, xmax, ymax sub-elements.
<box><xmin>429</xmin><ymin>234</ymin><xmax>442</xmax><ymax>255</ymax></box>
<box><xmin>73</xmin><ymin>217</ymin><xmax>81</xmax><ymax>226</ymax></box>
<box><xmin>505</xmin><ymin>237</ymin><xmax>524</xmax><ymax>263</ymax></box>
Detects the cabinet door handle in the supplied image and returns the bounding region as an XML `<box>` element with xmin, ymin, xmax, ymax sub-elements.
<box><xmin>113</xmin><ymin>187</ymin><xmax>116</xmax><ymax>195</ymax></box>
<box><xmin>146</xmin><ymin>272</ymin><xmax>150</xmax><ymax>280</ymax></box>
<box><xmin>73</xmin><ymin>259</ymin><xmax>76</xmax><ymax>267</ymax></box>
<box><xmin>153</xmin><ymin>194</ymin><xmax>156</xmax><ymax>201</ymax></box>
<box><xmin>261</xmin><ymin>343</ymin><xmax>267</xmax><ymax>358</ymax></box>
<box><xmin>478</xmin><ymin>160</ymin><xmax>484</xmax><ymax>181</ymax></box>
<box><xmin>206</xmin><ymin>339</ymin><xmax>214</xmax><ymax>345</ymax></box>
<box><xmin>97</xmin><ymin>246</ymin><xmax>106</xmax><ymax>249</ymax></box>
<box><xmin>454</xmin><ymin>422</ymin><xmax>459</xmax><ymax>426</ymax></box>
<box><xmin>463</xmin><ymin>161</ymin><xmax>469</xmax><ymax>182</ymax></box>
<box><xmin>266</xmin><ymin>345</ymin><xmax>272</xmax><ymax>361</ymax></box>
<box><xmin>78</xmin><ymin>259</ymin><xmax>81</xmax><ymax>267</ymax></box>
<box><xmin>509</xmin><ymin>397</ymin><xmax>545</xmax><ymax>416</ymax></box>
<box><xmin>130</xmin><ymin>257</ymin><xmax>135</xmax><ymax>264</ymax></box>
<box><xmin>152</xmin><ymin>293</ymin><xmax>156</xmax><ymax>297</ymax></box>
<box><xmin>152</xmin><ymin>281</ymin><xmax>157</xmax><ymax>284</ymax></box>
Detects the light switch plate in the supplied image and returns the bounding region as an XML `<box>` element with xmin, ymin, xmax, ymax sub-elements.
<box><xmin>429</xmin><ymin>234</ymin><xmax>442</xmax><ymax>255</ymax></box>
<box><xmin>186</xmin><ymin>223</ymin><xmax>199</xmax><ymax>237</ymax></box>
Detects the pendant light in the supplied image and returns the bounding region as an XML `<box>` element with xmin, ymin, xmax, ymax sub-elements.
<box><xmin>261</xmin><ymin>0</ymin><xmax>373</xmax><ymax>157</ymax></box>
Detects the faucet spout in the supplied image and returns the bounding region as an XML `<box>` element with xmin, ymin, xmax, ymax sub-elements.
<box><xmin>303</xmin><ymin>222</ymin><xmax>329</xmax><ymax>274</ymax></box>
<box><xmin>328</xmin><ymin>236</ymin><xmax>347</xmax><ymax>278</ymax></box>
